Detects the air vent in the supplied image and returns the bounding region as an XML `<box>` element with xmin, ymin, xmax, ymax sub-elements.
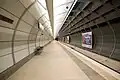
<box><xmin>0</xmin><ymin>14</ymin><xmax>14</xmax><ymax>24</ymax></box>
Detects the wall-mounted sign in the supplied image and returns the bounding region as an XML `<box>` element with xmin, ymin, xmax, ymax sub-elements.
<box><xmin>82</xmin><ymin>32</ymin><xmax>92</xmax><ymax>49</ymax></box>
<box><xmin>66</xmin><ymin>36</ymin><xmax>70</xmax><ymax>43</ymax></box>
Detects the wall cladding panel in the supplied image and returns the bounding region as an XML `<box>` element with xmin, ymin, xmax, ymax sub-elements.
<box><xmin>29</xmin><ymin>41</ymin><xmax>35</xmax><ymax>54</ymax></box>
<box><xmin>30</xmin><ymin>27</ymin><xmax>38</xmax><ymax>34</ymax></box>
<box><xmin>14</xmin><ymin>31</ymin><xmax>29</xmax><ymax>40</ymax></box>
<box><xmin>0</xmin><ymin>27</ymin><xmax>14</xmax><ymax>41</ymax></box>
<box><xmin>36</xmin><ymin>42</ymin><xmax>39</xmax><ymax>47</ymax></box>
<box><xmin>29</xmin><ymin>46</ymin><xmax>35</xmax><ymax>54</ymax></box>
<box><xmin>37</xmin><ymin>31</ymin><xmax>42</xmax><ymax>36</ymax></box>
<box><xmin>29</xmin><ymin>41</ymin><xmax>35</xmax><ymax>47</ymax></box>
<box><xmin>22</xmin><ymin>11</ymin><xmax>36</xmax><ymax>26</ymax></box>
<box><xmin>14</xmin><ymin>49</ymin><xmax>29</xmax><ymax>63</ymax></box>
<box><xmin>36</xmin><ymin>39</ymin><xmax>40</xmax><ymax>45</ymax></box>
<box><xmin>29</xmin><ymin>34</ymin><xmax>37</xmax><ymax>41</ymax></box>
<box><xmin>14</xmin><ymin>41</ymin><xmax>28</xmax><ymax>52</ymax></box>
<box><xmin>0</xmin><ymin>42</ymin><xmax>12</xmax><ymax>56</ymax></box>
<box><xmin>36</xmin><ymin>35</ymin><xmax>40</xmax><ymax>41</ymax></box>
<box><xmin>17</xmin><ymin>20</ymin><xmax>32</xmax><ymax>33</ymax></box>
<box><xmin>0</xmin><ymin>54</ymin><xmax>13</xmax><ymax>73</ymax></box>
<box><xmin>0</xmin><ymin>0</ymin><xmax>25</xmax><ymax>17</ymax></box>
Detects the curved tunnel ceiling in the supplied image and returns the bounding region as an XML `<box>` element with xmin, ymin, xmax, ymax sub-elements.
<box><xmin>53</xmin><ymin>0</ymin><xmax>75</xmax><ymax>38</ymax></box>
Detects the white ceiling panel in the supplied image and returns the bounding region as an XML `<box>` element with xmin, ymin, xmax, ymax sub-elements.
<box><xmin>54</xmin><ymin>0</ymin><xmax>74</xmax><ymax>37</ymax></box>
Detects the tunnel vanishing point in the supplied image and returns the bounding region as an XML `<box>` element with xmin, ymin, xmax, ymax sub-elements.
<box><xmin>0</xmin><ymin>0</ymin><xmax>120</xmax><ymax>80</ymax></box>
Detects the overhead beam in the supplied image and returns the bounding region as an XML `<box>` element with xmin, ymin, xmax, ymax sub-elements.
<box><xmin>45</xmin><ymin>0</ymin><xmax>54</xmax><ymax>35</ymax></box>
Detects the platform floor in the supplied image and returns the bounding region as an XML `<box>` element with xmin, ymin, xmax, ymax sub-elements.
<box><xmin>7</xmin><ymin>41</ymin><xmax>119</xmax><ymax>80</ymax></box>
